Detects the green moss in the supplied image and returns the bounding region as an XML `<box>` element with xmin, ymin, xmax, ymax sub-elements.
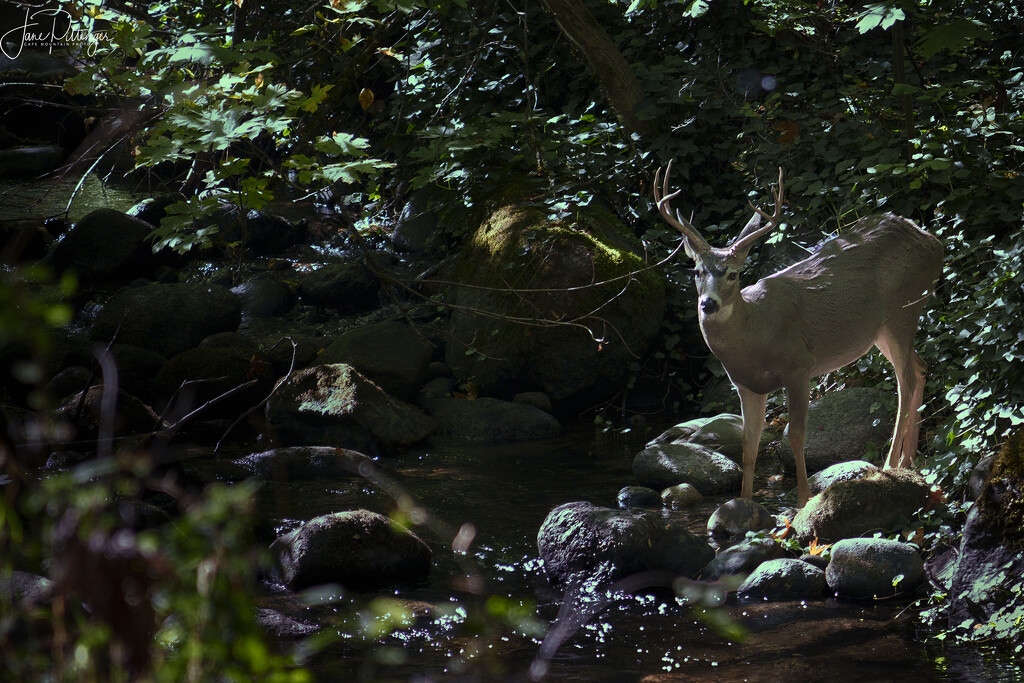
<box><xmin>445</xmin><ymin>193</ymin><xmax>666</xmax><ymax>401</ymax></box>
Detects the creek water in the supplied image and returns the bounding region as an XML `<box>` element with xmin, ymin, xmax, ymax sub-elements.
<box><xmin>249</xmin><ymin>423</ymin><xmax>1017</xmax><ymax>682</ymax></box>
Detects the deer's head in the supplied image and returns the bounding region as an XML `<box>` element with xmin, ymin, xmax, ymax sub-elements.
<box><xmin>654</xmin><ymin>162</ymin><xmax>784</xmax><ymax>321</ymax></box>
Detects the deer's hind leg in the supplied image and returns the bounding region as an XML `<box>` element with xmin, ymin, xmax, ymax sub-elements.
<box><xmin>876</xmin><ymin>324</ymin><xmax>927</xmax><ymax>469</ymax></box>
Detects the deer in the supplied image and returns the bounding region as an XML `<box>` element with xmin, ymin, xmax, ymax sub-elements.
<box><xmin>653</xmin><ymin>161</ymin><xmax>943</xmax><ymax>506</ymax></box>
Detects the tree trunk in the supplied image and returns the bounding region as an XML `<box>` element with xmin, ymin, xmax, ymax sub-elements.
<box><xmin>541</xmin><ymin>0</ymin><xmax>654</xmax><ymax>139</ymax></box>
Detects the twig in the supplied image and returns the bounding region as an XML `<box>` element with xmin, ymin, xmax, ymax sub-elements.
<box><xmin>154</xmin><ymin>378</ymin><xmax>257</xmax><ymax>438</ymax></box>
<box><xmin>215</xmin><ymin>338</ymin><xmax>298</xmax><ymax>453</ymax></box>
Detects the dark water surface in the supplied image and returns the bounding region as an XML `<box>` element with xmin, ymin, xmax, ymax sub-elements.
<box><xmin>250</xmin><ymin>424</ymin><xmax>1020</xmax><ymax>682</ymax></box>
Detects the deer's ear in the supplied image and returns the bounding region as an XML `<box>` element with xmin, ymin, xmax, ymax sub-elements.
<box><xmin>683</xmin><ymin>236</ymin><xmax>699</xmax><ymax>260</ymax></box>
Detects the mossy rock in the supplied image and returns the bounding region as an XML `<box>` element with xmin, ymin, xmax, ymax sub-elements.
<box><xmin>978</xmin><ymin>429</ymin><xmax>1024</xmax><ymax>546</ymax></box>
<box><xmin>444</xmin><ymin>196</ymin><xmax>665</xmax><ymax>404</ymax></box>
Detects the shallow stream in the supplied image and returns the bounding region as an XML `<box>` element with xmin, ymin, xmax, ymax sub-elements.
<box><xmin>247</xmin><ymin>424</ymin><xmax>1017</xmax><ymax>682</ymax></box>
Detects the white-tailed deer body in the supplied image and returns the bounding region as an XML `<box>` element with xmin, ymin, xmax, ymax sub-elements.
<box><xmin>654</xmin><ymin>162</ymin><xmax>943</xmax><ymax>505</ymax></box>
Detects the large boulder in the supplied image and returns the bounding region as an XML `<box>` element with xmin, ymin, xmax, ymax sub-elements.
<box><xmin>943</xmin><ymin>431</ymin><xmax>1024</xmax><ymax>646</ymax></box>
<box><xmin>272</xmin><ymin>510</ymin><xmax>432</xmax><ymax>590</ymax></box>
<box><xmin>46</xmin><ymin>208</ymin><xmax>156</xmax><ymax>284</ymax></box>
<box><xmin>91</xmin><ymin>283</ymin><xmax>241</xmax><ymax>358</ymax></box>
<box><xmin>791</xmin><ymin>468</ymin><xmax>932</xmax><ymax>544</ymax></box>
<box><xmin>318</xmin><ymin>321</ymin><xmax>434</xmax><ymax>402</ymax></box>
<box><xmin>536</xmin><ymin>501</ymin><xmax>714</xmax><ymax>587</ymax></box>
<box><xmin>444</xmin><ymin>197</ymin><xmax>665</xmax><ymax>405</ymax></box>
<box><xmin>776</xmin><ymin>387</ymin><xmax>895</xmax><ymax>472</ymax></box>
<box><xmin>632</xmin><ymin>442</ymin><xmax>742</xmax><ymax>494</ymax></box>
<box><xmin>264</xmin><ymin>363</ymin><xmax>434</xmax><ymax>455</ymax></box>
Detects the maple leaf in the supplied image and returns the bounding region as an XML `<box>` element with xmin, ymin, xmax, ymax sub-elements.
<box><xmin>808</xmin><ymin>538</ymin><xmax>831</xmax><ymax>556</ymax></box>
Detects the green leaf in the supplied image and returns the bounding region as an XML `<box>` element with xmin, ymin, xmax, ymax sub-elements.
<box><xmin>915</xmin><ymin>19</ymin><xmax>993</xmax><ymax>59</ymax></box>
<box><xmin>683</xmin><ymin>0</ymin><xmax>709</xmax><ymax>19</ymax></box>
<box><xmin>853</xmin><ymin>3</ymin><xmax>905</xmax><ymax>34</ymax></box>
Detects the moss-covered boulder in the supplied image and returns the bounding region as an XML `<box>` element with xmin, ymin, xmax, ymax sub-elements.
<box><xmin>444</xmin><ymin>197</ymin><xmax>665</xmax><ymax>405</ymax></box>
<box><xmin>943</xmin><ymin>430</ymin><xmax>1024</xmax><ymax>646</ymax></box>
<box><xmin>791</xmin><ymin>468</ymin><xmax>931</xmax><ymax>543</ymax></box>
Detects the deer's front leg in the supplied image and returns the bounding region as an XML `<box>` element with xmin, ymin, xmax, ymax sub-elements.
<box><xmin>785</xmin><ymin>380</ymin><xmax>812</xmax><ymax>506</ymax></box>
<box><xmin>736</xmin><ymin>386</ymin><xmax>768</xmax><ymax>500</ymax></box>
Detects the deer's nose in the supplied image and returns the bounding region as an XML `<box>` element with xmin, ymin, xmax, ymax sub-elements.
<box><xmin>700</xmin><ymin>298</ymin><xmax>720</xmax><ymax>315</ymax></box>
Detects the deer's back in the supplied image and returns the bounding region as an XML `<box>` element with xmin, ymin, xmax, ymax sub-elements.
<box><xmin>770</xmin><ymin>212</ymin><xmax>942</xmax><ymax>306</ymax></box>
<box><xmin>747</xmin><ymin>213</ymin><xmax>942</xmax><ymax>376</ymax></box>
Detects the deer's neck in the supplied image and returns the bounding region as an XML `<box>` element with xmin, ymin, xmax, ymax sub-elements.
<box><xmin>699</xmin><ymin>297</ymin><xmax>747</xmax><ymax>355</ymax></box>
<box><xmin>698</xmin><ymin>293</ymin><xmax>785</xmax><ymax>394</ymax></box>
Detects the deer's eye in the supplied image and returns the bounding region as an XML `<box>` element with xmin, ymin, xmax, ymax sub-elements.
<box><xmin>727</xmin><ymin>272</ymin><xmax>738</xmax><ymax>282</ymax></box>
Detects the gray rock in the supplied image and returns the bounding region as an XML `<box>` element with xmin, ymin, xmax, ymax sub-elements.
<box><xmin>738</xmin><ymin>558</ymin><xmax>828</xmax><ymax>602</ymax></box>
<box><xmin>633</xmin><ymin>442</ymin><xmax>742</xmax><ymax>494</ymax></box>
<box><xmin>707</xmin><ymin>498</ymin><xmax>775</xmax><ymax>538</ymax></box>
<box><xmin>701</xmin><ymin>538</ymin><xmax>787</xmax><ymax>581</ymax></box>
<box><xmin>825</xmin><ymin>538</ymin><xmax>924</xmax><ymax>598</ymax></box>
<box><xmin>298</xmin><ymin>259</ymin><xmax>380</xmax><ymax>312</ymax></box>
<box><xmin>47</xmin><ymin>208</ymin><xmax>155</xmax><ymax>284</ymax></box>
<box><xmin>272</xmin><ymin>510</ymin><xmax>432</xmax><ymax>590</ymax></box>
<box><xmin>777</xmin><ymin>387</ymin><xmax>894</xmax><ymax>472</ymax></box>
<box><xmin>940</xmin><ymin>431</ymin><xmax>1024</xmax><ymax>646</ymax></box>
<box><xmin>231</xmin><ymin>276</ymin><xmax>294</xmax><ymax>319</ymax></box>
<box><xmin>236</xmin><ymin>446</ymin><xmax>375</xmax><ymax>481</ymax></box>
<box><xmin>808</xmin><ymin>460</ymin><xmax>879</xmax><ymax>494</ymax></box>
<box><xmin>319</xmin><ymin>321</ymin><xmax>433</xmax><ymax>402</ymax></box>
<box><xmin>617</xmin><ymin>486</ymin><xmax>661</xmax><ymax>509</ymax></box>
<box><xmin>419</xmin><ymin>376</ymin><xmax>455</xmax><ymax>405</ymax></box>
<box><xmin>661</xmin><ymin>483</ymin><xmax>704</xmax><ymax>510</ymax></box>
<box><xmin>537</xmin><ymin>501</ymin><xmax>714</xmax><ymax>586</ymax></box>
<box><xmin>792</xmin><ymin>468</ymin><xmax>931</xmax><ymax>544</ymax></box>
<box><xmin>265</xmin><ymin>363</ymin><xmax>435</xmax><ymax>455</ymax></box>
<box><xmin>425</xmin><ymin>396</ymin><xmax>559</xmax><ymax>442</ymax></box>
<box><xmin>513</xmin><ymin>391</ymin><xmax>553</xmax><ymax>414</ymax></box>
<box><xmin>0</xmin><ymin>571</ymin><xmax>55</xmax><ymax>607</ymax></box>
<box><xmin>650</xmin><ymin>414</ymin><xmax>745</xmax><ymax>460</ymax></box>
<box><xmin>91</xmin><ymin>283</ymin><xmax>241</xmax><ymax>358</ymax></box>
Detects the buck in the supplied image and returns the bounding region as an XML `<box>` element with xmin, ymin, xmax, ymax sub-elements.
<box><xmin>654</xmin><ymin>162</ymin><xmax>943</xmax><ymax>506</ymax></box>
